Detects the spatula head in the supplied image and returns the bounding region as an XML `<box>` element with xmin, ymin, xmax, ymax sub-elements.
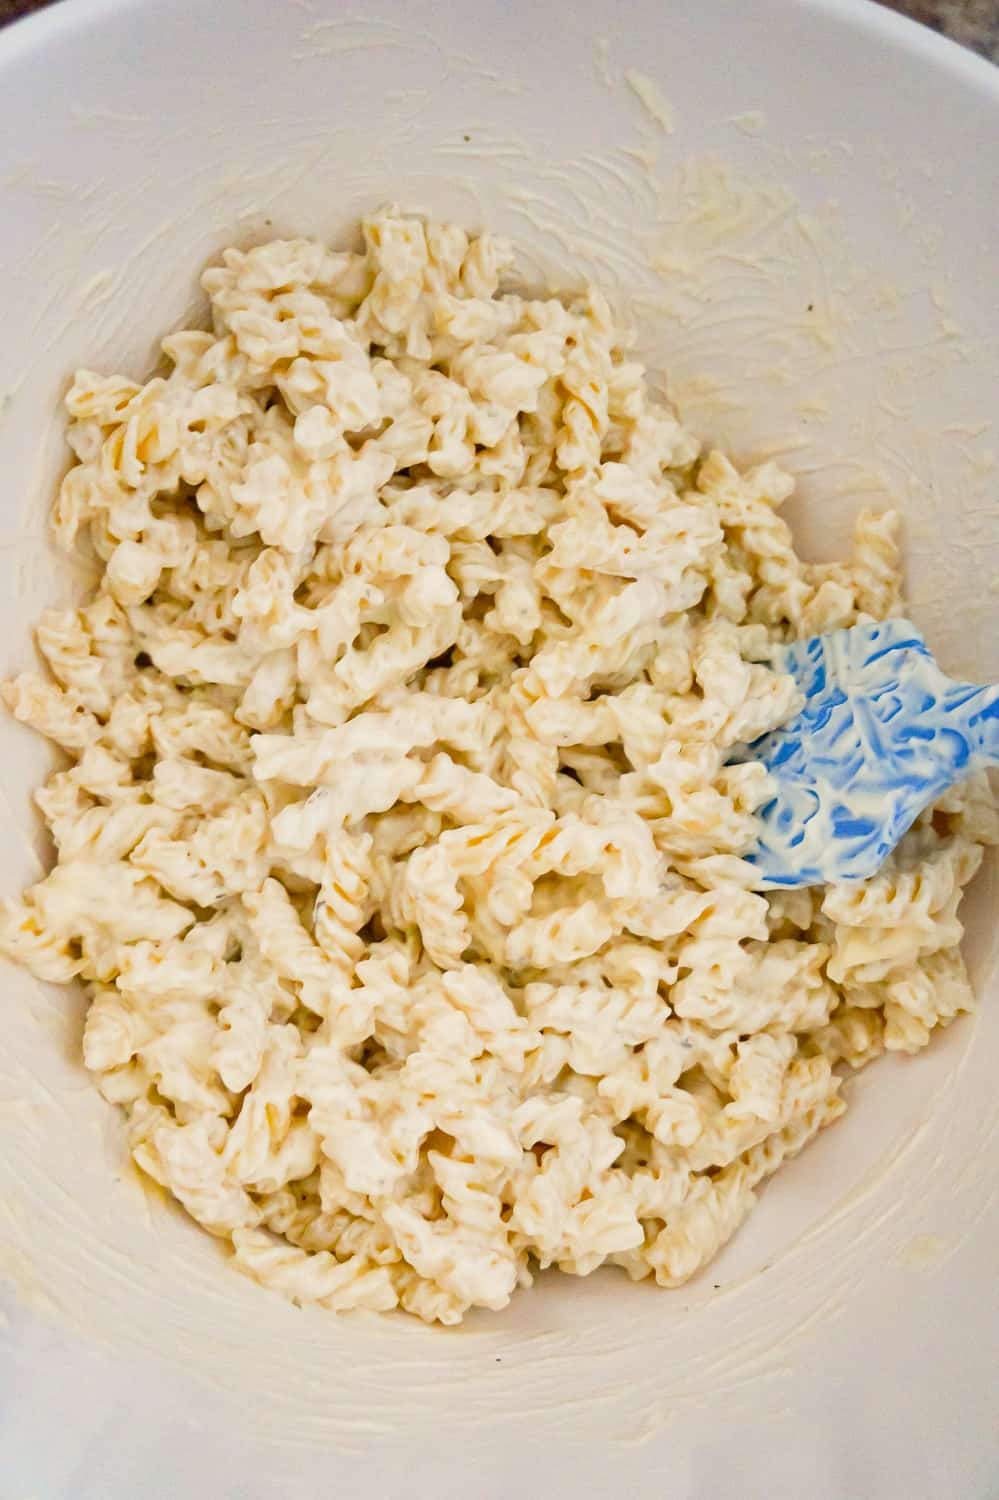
<box><xmin>737</xmin><ymin>619</ymin><xmax>981</xmax><ymax>888</ymax></box>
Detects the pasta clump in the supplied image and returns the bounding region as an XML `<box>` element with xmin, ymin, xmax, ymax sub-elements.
<box><xmin>2</xmin><ymin>210</ymin><xmax>992</xmax><ymax>1324</ymax></box>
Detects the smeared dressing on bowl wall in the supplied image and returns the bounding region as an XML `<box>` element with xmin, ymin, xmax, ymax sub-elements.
<box><xmin>0</xmin><ymin>2</ymin><xmax>997</xmax><ymax>1494</ymax></box>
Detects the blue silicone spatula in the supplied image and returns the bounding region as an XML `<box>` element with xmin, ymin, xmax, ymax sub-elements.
<box><xmin>734</xmin><ymin>619</ymin><xmax>999</xmax><ymax>888</ymax></box>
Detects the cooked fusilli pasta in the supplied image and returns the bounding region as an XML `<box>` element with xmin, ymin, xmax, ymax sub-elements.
<box><xmin>1</xmin><ymin>210</ymin><xmax>993</xmax><ymax>1323</ymax></box>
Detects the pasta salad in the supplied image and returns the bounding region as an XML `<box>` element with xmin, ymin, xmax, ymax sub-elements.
<box><xmin>1</xmin><ymin>210</ymin><xmax>994</xmax><ymax>1324</ymax></box>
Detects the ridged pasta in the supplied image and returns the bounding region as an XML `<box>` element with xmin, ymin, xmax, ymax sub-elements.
<box><xmin>0</xmin><ymin>209</ymin><xmax>992</xmax><ymax>1324</ymax></box>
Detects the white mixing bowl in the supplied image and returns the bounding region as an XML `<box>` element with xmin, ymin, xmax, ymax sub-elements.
<box><xmin>0</xmin><ymin>1</ymin><xmax>996</xmax><ymax>1495</ymax></box>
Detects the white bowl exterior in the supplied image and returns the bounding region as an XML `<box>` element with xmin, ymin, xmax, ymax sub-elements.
<box><xmin>0</xmin><ymin>1</ymin><xmax>996</xmax><ymax>1495</ymax></box>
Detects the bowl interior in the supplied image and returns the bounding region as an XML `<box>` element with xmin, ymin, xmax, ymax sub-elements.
<box><xmin>0</xmin><ymin>1</ymin><xmax>997</xmax><ymax>1495</ymax></box>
